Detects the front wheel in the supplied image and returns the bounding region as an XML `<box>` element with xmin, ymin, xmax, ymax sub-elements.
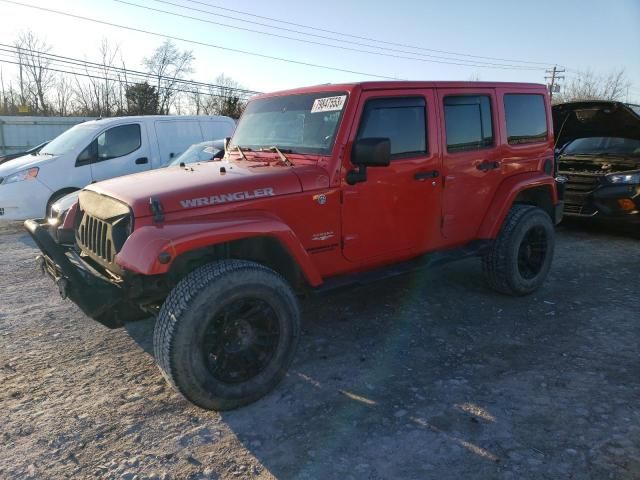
<box><xmin>482</xmin><ymin>205</ymin><xmax>555</xmax><ymax>296</ymax></box>
<box><xmin>153</xmin><ymin>260</ymin><xmax>300</xmax><ymax>410</ymax></box>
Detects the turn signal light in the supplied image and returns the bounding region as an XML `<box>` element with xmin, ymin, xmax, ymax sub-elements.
<box><xmin>617</xmin><ymin>199</ymin><xmax>635</xmax><ymax>211</ymax></box>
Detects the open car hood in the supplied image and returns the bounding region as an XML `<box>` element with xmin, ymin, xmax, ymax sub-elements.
<box><xmin>553</xmin><ymin>101</ymin><xmax>640</xmax><ymax>148</ymax></box>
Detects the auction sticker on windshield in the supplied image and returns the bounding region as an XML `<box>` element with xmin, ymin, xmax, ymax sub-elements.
<box><xmin>311</xmin><ymin>95</ymin><xmax>347</xmax><ymax>113</ymax></box>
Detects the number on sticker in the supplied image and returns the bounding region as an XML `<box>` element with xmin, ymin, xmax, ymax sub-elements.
<box><xmin>311</xmin><ymin>95</ymin><xmax>347</xmax><ymax>113</ymax></box>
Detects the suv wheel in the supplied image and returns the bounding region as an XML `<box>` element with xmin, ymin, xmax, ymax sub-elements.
<box><xmin>153</xmin><ymin>260</ymin><xmax>300</xmax><ymax>410</ymax></box>
<box><xmin>482</xmin><ymin>205</ymin><xmax>555</xmax><ymax>296</ymax></box>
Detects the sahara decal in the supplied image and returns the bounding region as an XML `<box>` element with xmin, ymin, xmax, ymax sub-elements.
<box><xmin>180</xmin><ymin>187</ymin><xmax>275</xmax><ymax>208</ymax></box>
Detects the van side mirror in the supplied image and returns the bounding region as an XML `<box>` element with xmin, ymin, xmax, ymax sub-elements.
<box><xmin>347</xmin><ymin>137</ymin><xmax>391</xmax><ymax>185</ymax></box>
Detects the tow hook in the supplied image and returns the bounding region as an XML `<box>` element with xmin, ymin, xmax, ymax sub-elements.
<box><xmin>36</xmin><ymin>255</ymin><xmax>45</xmax><ymax>275</ymax></box>
<box><xmin>56</xmin><ymin>277</ymin><xmax>69</xmax><ymax>299</ymax></box>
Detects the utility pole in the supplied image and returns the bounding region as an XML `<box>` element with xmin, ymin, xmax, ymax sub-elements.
<box><xmin>545</xmin><ymin>66</ymin><xmax>565</xmax><ymax>102</ymax></box>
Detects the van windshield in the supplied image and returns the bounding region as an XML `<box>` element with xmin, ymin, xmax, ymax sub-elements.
<box><xmin>40</xmin><ymin>123</ymin><xmax>101</xmax><ymax>156</ymax></box>
<box><xmin>231</xmin><ymin>92</ymin><xmax>348</xmax><ymax>155</ymax></box>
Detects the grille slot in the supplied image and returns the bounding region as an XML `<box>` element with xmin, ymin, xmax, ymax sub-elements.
<box><xmin>563</xmin><ymin>173</ymin><xmax>601</xmax><ymax>194</ymax></box>
<box><xmin>74</xmin><ymin>190</ymin><xmax>132</xmax><ymax>270</ymax></box>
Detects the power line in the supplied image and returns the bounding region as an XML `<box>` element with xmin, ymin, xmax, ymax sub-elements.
<box><xmin>0</xmin><ymin>57</ymin><xmax>252</xmax><ymax>100</ymax></box>
<box><xmin>0</xmin><ymin>0</ymin><xmax>399</xmax><ymax>80</ymax></box>
<box><xmin>0</xmin><ymin>44</ymin><xmax>261</xmax><ymax>97</ymax></box>
<box><xmin>171</xmin><ymin>0</ymin><xmax>556</xmax><ymax>67</ymax></box>
<box><xmin>128</xmin><ymin>0</ymin><xmax>546</xmax><ymax>70</ymax></box>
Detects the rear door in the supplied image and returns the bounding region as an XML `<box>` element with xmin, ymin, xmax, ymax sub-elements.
<box><xmin>437</xmin><ymin>89</ymin><xmax>502</xmax><ymax>243</ymax></box>
<box><xmin>84</xmin><ymin>122</ymin><xmax>151</xmax><ymax>183</ymax></box>
<box><xmin>341</xmin><ymin>89</ymin><xmax>442</xmax><ymax>262</ymax></box>
<box><xmin>154</xmin><ymin>120</ymin><xmax>204</xmax><ymax>165</ymax></box>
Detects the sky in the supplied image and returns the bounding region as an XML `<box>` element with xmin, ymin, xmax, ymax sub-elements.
<box><xmin>0</xmin><ymin>0</ymin><xmax>638</xmax><ymax>102</ymax></box>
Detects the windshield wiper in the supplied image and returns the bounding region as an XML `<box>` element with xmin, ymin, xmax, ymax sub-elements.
<box><xmin>232</xmin><ymin>145</ymin><xmax>250</xmax><ymax>161</ymax></box>
<box><xmin>259</xmin><ymin>146</ymin><xmax>293</xmax><ymax>166</ymax></box>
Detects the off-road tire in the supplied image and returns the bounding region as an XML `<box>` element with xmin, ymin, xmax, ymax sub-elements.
<box><xmin>482</xmin><ymin>205</ymin><xmax>555</xmax><ymax>296</ymax></box>
<box><xmin>153</xmin><ymin>260</ymin><xmax>300</xmax><ymax>410</ymax></box>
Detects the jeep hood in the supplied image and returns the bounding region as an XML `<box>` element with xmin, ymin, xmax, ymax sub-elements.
<box><xmin>87</xmin><ymin>160</ymin><xmax>303</xmax><ymax>217</ymax></box>
<box><xmin>553</xmin><ymin>101</ymin><xmax>640</xmax><ymax>148</ymax></box>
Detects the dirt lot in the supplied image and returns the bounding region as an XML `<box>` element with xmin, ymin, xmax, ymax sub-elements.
<box><xmin>0</xmin><ymin>220</ymin><xmax>638</xmax><ymax>480</ymax></box>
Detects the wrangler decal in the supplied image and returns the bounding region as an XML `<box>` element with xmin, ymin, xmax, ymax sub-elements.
<box><xmin>180</xmin><ymin>188</ymin><xmax>275</xmax><ymax>208</ymax></box>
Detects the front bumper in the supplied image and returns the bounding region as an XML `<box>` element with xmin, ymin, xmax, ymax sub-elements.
<box><xmin>563</xmin><ymin>183</ymin><xmax>640</xmax><ymax>223</ymax></box>
<box><xmin>0</xmin><ymin>179</ymin><xmax>52</xmax><ymax>220</ymax></box>
<box><xmin>24</xmin><ymin>219</ymin><xmax>142</xmax><ymax>328</ymax></box>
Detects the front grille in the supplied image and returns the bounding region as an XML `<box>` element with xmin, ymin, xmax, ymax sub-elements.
<box><xmin>563</xmin><ymin>173</ymin><xmax>601</xmax><ymax>194</ymax></box>
<box><xmin>75</xmin><ymin>191</ymin><xmax>132</xmax><ymax>268</ymax></box>
<box><xmin>564</xmin><ymin>203</ymin><xmax>598</xmax><ymax>216</ymax></box>
<box><xmin>78</xmin><ymin>214</ymin><xmax>115</xmax><ymax>263</ymax></box>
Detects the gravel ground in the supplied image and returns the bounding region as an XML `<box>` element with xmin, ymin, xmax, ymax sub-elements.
<box><xmin>0</xmin><ymin>220</ymin><xmax>639</xmax><ymax>480</ymax></box>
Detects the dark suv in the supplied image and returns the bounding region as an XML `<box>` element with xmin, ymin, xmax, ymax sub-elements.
<box><xmin>554</xmin><ymin>101</ymin><xmax>640</xmax><ymax>223</ymax></box>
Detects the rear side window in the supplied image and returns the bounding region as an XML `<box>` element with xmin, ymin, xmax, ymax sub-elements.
<box><xmin>504</xmin><ymin>94</ymin><xmax>548</xmax><ymax>145</ymax></box>
<box><xmin>444</xmin><ymin>95</ymin><xmax>493</xmax><ymax>152</ymax></box>
<box><xmin>357</xmin><ymin>97</ymin><xmax>427</xmax><ymax>159</ymax></box>
<box><xmin>199</xmin><ymin>120</ymin><xmax>234</xmax><ymax>142</ymax></box>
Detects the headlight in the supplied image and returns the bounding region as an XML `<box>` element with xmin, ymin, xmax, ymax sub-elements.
<box><xmin>606</xmin><ymin>171</ymin><xmax>640</xmax><ymax>184</ymax></box>
<box><xmin>2</xmin><ymin>167</ymin><xmax>39</xmax><ymax>184</ymax></box>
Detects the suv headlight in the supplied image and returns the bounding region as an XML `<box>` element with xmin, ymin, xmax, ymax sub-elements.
<box><xmin>2</xmin><ymin>167</ymin><xmax>39</xmax><ymax>184</ymax></box>
<box><xmin>606</xmin><ymin>171</ymin><xmax>640</xmax><ymax>184</ymax></box>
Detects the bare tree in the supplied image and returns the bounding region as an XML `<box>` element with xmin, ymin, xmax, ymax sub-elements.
<box><xmin>72</xmin><ymin>39</ymin><xmax>127</xmax><ymax>116</ymax></box>
<box><xmin>52</xmin><ymin>76</ymin><xmax>75</xmax><ymax>116</ymax></box>
<box><xmin>554</xmin><ymin>68</ymin><xmax>631</xmax><ymax>104</ymax></box>
<box><xmin>14</xmin><ymin>30</ymin><xmax>55</xmax><ymax>113</ymax></box>
<box><xmin>0</xmin><ymin>67</ymin><xmax>21</xmax><ymax>114</ymax></box>
<box><xmin>198</xmin><ymin>74</ymin><xmax>248</xmax><ymax>118</ymax></box>
<box><xmin>143</xmin><ymin>40</ymin><xmax>194</xmax><ymax>114</ymax></box>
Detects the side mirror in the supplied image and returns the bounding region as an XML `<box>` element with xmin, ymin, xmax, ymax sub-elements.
<box><xmin>347</xmin><ymin>137</ymin><xmax>391</xmax><ymax>185</ymax></box>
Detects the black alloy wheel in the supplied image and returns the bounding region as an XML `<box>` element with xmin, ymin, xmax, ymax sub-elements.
<box><xmin>201</xmin><ymin>298</ymin><xmax>280</xmax><ymax>384</ymax></box>
<box><xmin>517</xmin><ymin>225</ymin><xmax>548</xmax><ymax>280</ymax></box>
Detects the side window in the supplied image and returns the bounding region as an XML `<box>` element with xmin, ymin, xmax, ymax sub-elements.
<box><xmin>95</xmin><ymin>124</ymin><xmax>141</xmax><ymax>162</ymax></box>
<box><xmin>504</xmin><ymin>94</ymin><xmax>548</xmax><ymax>145</ymax></box>
<box><xmin>444</xmin><ymin>95</ymin><xmax>493</xmax><ymax>152</ymax></box>
<box><xmin>357</xmin><ymin>97</ymin><xmax>426</xmax><ymax>159</ymax></box>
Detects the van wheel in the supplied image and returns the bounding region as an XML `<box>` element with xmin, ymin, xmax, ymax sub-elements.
<box><xmin>153</xmin><ymin>260</ymin><xmax>300</xmax><ymax>410</ymax></box>
<box><xmin>482</xmin><ymin>205</ymin><xmax>555</xmax><ymax>296</ymax></box>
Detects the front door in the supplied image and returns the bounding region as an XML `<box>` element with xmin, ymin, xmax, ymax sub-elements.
<box><xmin>83</xmin><ymin>123</ymin><xmax>151</xmax><ymax>183</ymax></box>
<box><xmin>341</xmin><ymin>90</ymin><xmax>442</xmax><ymax>262</ymax></box>
<box><xmin>437</xmin><ymin>89</ymin><xmax>503</xmax><ymax>243</ymax></box>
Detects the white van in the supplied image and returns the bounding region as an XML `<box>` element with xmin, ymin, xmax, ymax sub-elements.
<box><xmin>0</xmin><ymin>115</ymin><xmax>235</xmax><ymax>220</ymax></box>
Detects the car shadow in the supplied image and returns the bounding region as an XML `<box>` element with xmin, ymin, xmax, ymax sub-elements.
<box><xmin>558</xmin><ymin>217</ymin><xmax>639</xmax><ymax>239</ymax></box>
<box><xmin>120</xmin><ymin>236</ymin><xmax>638</xmax><ymax>478</ymax></box>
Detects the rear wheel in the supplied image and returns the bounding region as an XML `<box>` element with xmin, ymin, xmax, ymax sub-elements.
<box><xmin>482</xmin><ymin>205</ymin><xmax>555</xmax><ymax>296</ymax></box>
<box><xmin>153</xmin><ymin>260</ymin><xmax>300</xmax><ymax>410</ymax></box>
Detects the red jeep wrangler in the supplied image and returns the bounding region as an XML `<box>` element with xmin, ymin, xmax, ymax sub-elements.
<box><xmin>26</xmin><ymin>82</ymin><xmax>562</xmax><ymax>410</ymax></box>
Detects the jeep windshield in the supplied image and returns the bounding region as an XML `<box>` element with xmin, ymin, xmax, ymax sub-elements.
<box><xmin>230</xmin><ymin>92</ymin><xmax>348</xmax><ymax>155</ymax></box>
